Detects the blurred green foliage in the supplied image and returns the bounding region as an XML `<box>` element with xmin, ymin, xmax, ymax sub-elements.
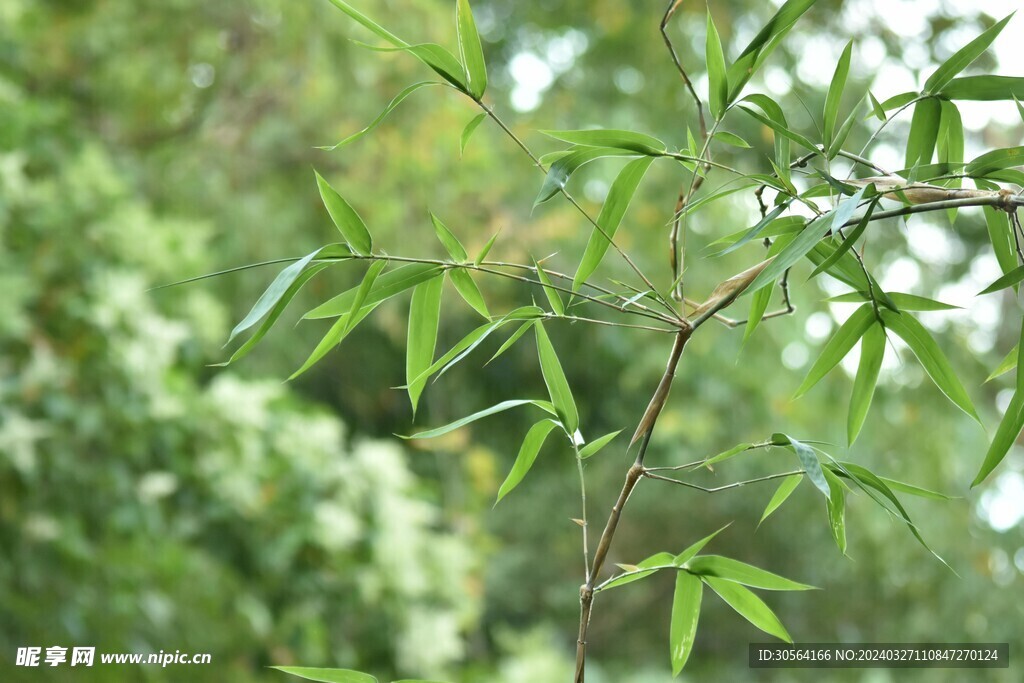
<box><xmin>2</xmin><ymin>0</ymin><xmax>1023</xmax><ymax>682</ymax></box>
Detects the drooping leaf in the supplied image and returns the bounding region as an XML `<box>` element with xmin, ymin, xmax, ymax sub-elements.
<box><xmin>978</xmin><ymin>265</ymin><xmax>1024</xmax><ymax>296</ymax></box>
<box><xmin>983</xmin><ymin>204</ymin><xmax>1018</xmax><ymax>279</ymax></box>
<box><xmin>449</xmin><ymin>268</ymin><xmax>489</xmax><ymax>318</ymax></box>
<box><xmin>344</xmin><ymin>260</ymin><xmax>388</xmax><ymax>332</ymax></box>
<box><xmin>904</xmin><ymin>98</ymin><xmax>941</xmax><ymax>169</ymax></box>
<box><xmin>823</xmin><ymin>40</ymin><xmax>853</xmax><ymax>148</ymax></box>
<box><xmin>744</xmin><ymin>237</ymin><xmax>792</xmax><ymax>342</ymax></box>
<box><xmin>739</xmin><ymin>93</ymin><xmax>794</xmax><ymax>172</ymax></box>
<box><xmin>305</xmin><ymin>262</ymin><xmax>443</xmax><ymax>319</ymax></box>
<box><xmin>573</xmin><ymin>156</ymin><xmax>655</xmax><ymax>291</ymax></box>
<box><xmin>540</xmin><ymin>129</ymin><xmax>666</xmax><ymax>155</ymax></box>
<box><xmin>924</xmin><ymin>13</ymin><xmax>1014</xmax><ymax>94</ymax></box>
<box><xmin>748</xmin><ymin>188</ymin><xmax>867</xmax><ymax>292</ymax></box>
<box><xmin>822</xmin><ymin>467</ymin><xmax>847</xmax><ymax>554</ymax></box>
<box><xmin>739</xmin><ymin>104</ymin><xmax>819</xmax><ymax>154</ymax></box>
<box><xmin>406</xmin><ymin>274</ymin><xmax>444</xmax><ymax>413</ymax></box>
<box><xmin>353</xmin><ymin>41</ymin><xmax>467</xmax><ymax>91</ymax></box>
<box><xmin>534</xmin><ymin>322</ymin><xmax>579</xmax><ymax>434</ymax></box>
<box><xmin>321</xmin><ymin>82</ymin><xmax>441</xmax><ymax>149</ymax></box>
<box><xmin>772</xmin><ymin>433</ymin><xmax>829</xmax><ymax>497</ymax></box>
<box><xmin>703</xmin><ymin>577</ymin><xmax>792</xmax><ymax>643</ymax></box>
<box><xmin>716</xmin><ymin>203</ymin><xmax>791</xmax><ymax>256</ymax></box>
<box><xmin>670</xmin><ymin>573</ymin><xmax>703</xmax><ymax>675</ymax></box>
<box><xmin>430</xmin><ymin>213</ymin><xmax>468</xmax><ymax>261</ymax></box>
<box><xmin>973</xmin><ymin>382</ymin><xmax>1024</xmax><ymax>487</ymax></box>
<box><xmin>401</xmin><ymin>399</ymin><xmax>556</xmax><ymax>440</ymax></box>
<box><xmin>460</xmin><ymin>112</ymin><xmax>488</xmax><ymax>156</ymax></box>
<box><xmin>868</xmin><ymin>91</ymin><xmax>886</xmax><ymax>121</ymax></box>
<box><xmin>705</xmin><ymin>11</ymin><xmax>729</xmax><ymax>120</ymax></box>
<box><xmin>456</xmin><ymin>0</ymin><xmax>487</xmax><ymax>99</ymax></box>
<box><xmin>880</xmin><ymin>477</ymin><xmax>953</xmax><ymax>501</ymax></box>
<box><xmin>881</xmin><ymin>309</ymin><xmax>980</xmax><ymax>421</ymax></box>
<box><xmin>290</xmin><ymin>301</ymin><xmax>382</xmax><ymax>380</ymax></box>
<box><xmin>487</xmin><ymin>320</ymin><xmax>536</xmax><ymax>364</ymax></box>
<box><xmin>794</xmin><ymin>303</ymin><xmax>874</xmax><ymax>398</ymax></box>
<box><xmin>966</xmin><ymin>146</ymin><xmax>1024</xmax><ymax>176</ymax></box>
<box><xmin>578</xmin><ymin>430</ymin><xmax>623</xmax><ymax>459</ymax></box>
<box><xmin>325</xmin><ymin>0</ymin><xmax>408</xmax><ymax>47</ymax></box>
<box><xmin>848</xmin><ymin>322</ymin><xmax>885</xmax><ymax>445</ymax></box>
<box><xmin>315</xmin><ymin>171</ymin><xmax>373</xmax><ymax>255</ymax></box>
<box><xmin>759</xmin><ymin>474</ymin><xmax>803</xmax><ymax>525</ymax></box>
<box><xmin>534</xmin><ymin>147</ymin><xmax>638</xmax><ymax>206</ymax></box>
<box><xmin>496</xmin><ymin>419</ymin><xmax>559</xmax><ymax>503</ymax></box>
<box><xmin>684</xmin><ymin>555</ymin><xmax>816</xmax><ymax>591</ymax></box>
<box><xmin>272</xmin><ymin>666</ymin><xmax>376</xmax><ymax>683</ymax></box>
<box><xmin>807</xmin><ymin>198</ymin><xmax>878</xmax><ymax>280</ymax></box>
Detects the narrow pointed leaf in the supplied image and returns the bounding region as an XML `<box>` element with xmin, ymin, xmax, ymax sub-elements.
<box><xmin>868</xmin><ymin>91</ymin><xmax>886</xmax><ymax>121</ymax></box>
<box><xmin>879</xmin><ymin>477</ymin><xmax>953</xmax><ymax>501</ymax></box>
<box><xmin>848</xmin><ymin>322</ymin><xmax>885</xmax><ymax>445</ymax></box>
<box><xmin>674</xmin><ymin>524</ymin><xmax>732</xmax><ymax>566</ymax></box>
<box><xmin>684</xmin><ymin>555</ymin><xmax>815</xmax><ymax>591</ymax></box>
<box><xmin>808</xmin><ymin>198</ymin><xmax>878</xmax><ymax>279</ymax></box>
<box><xmin>703</xmin><ymin>577</ymin><xmax>792</xmax><ymax>643</ymax></box>
<box><xmin>983</xmin><ymin>205</ymin><xmax>1018</xmax><ymax>279</ymax></box>
<box><xmin>702</xmin><ymin>443</ymin><xmax>754</xmax><ymax>468</ymax></box>
<box><xmin>487</xmin><ymin>320</ymin><xmax>535</xmax><ymax>365</ymax></box>
<box><xmin>717</xmin><ymin>203</ymin><xmax>790</xmax><ymax>256</ymax></box>
<box><xmin>401</xmin><ymin>399</ymin><xmax>556</xmax><ymax>440</ymax></box>
<box><xmin>272</xmin><ymin>666</ymin><xmax>376</xmax><ymax>683</ymax></box>
<box><xmin>773</xmin><ymin>433</ymin><xmax>829</xmax><ymax>497</ymax></box>
<box><xmin>941</xmin><ymin>75</ymin><xmax>1024</xmax><ymax>101</ymax></box>
<box><xmin>822</xmin><ymin>467</ymin><xmax>847</xmax><ymax>554</ymax></box>
<box><xmin>406</xmin><ymin>274</ymin><xmax>444</xmax><ymax>413</ymax></box>
<box><xmin>290</xmin><ymin>302</ymin><xmax>381</xmax><ymax>380</ymax></box>
<box><xmin>449</xmin><ymin>268</ymin><xmax>489</xmax><ymax>318</ymax></box>
<box><xmin>325</xmin><ymin>0</ymin><xmax>408</xmax><ymax>47</ymax></box>
<box><xmin>456</xmin><ymin>0</ymin><xmax>487</xmax><ymax>99</ymax></box>
<box><xmin>978</xmin><ymin>265</ymin><xmax>1024</xmax><ymax>296</ymax></box>
<box><xmin>474</xmin><ymin>228</ymin><xmax>500</xmax><ymax>265</ymax></box>
<box><xmin>535</xmin><ymin>147</ymin><xmax>637</xmax><ymax>206</ymax></box>
<box><xmin>794</xmin><ymin>303</ymin><xmax>874</xmax><ymax>398</ymax></box>
<box><xmin>881</xmin><ymin>309</ymin><xmax>979</xmax><ymax>421</ymax></box>
<box><xmin>578</xmin><ymin>430</ymin><xmax>623</xmax><ymax>459</ymax></box>
<box><xmin>535</xmin><ymin>322</ymin><xmax>579</xmax><ymax>434</ymax></box>
<box><xmin>726</xmin><ymin>0</ymin><xmax>818</xmax><ymax>99</ymax></box>
<box><xmin>713</xmin><ymin>131</ymin><xmax>751</xmax><ymax>148</ymax></box>
<box><xmin>540</xmin><ymin>129</ymin><xmax>666</xmax><ymax>155</ymax></box>
<box><xmin>986</xmin><ymin>344</ymin><xmax>1018</xmax><ymax>382</ymax></box>
<box><xmin>322</xmin><ymin>82</ymin><xmax>440</xmax><ymax>149</ymax></box>
<box><xmin>496</xmin><ymin>419</ymin><xmax>559</xmax><ymax>502</ymax></box>
<box><xmin>705</xmin><ymin>12</ymin><xmax>728</xmax><ymax>120</ymax></box>
<box><xmin>905</xmin><ymin>98</ymin><xmax>941</xmax><ymax>169</ymax></box>
<box><xmin>966</xmin><ymin>146</ymin><xmax>1024</xmax><ymax>175</ymax></box>
<box><xmin>670</xmin><ymin>573</ymin><xmax>703</xmax><ymax>675</ymax></box>
<box><xmin>823</xmin><ymin>40</ymin><xmax>853</xmax><ymax>147</ymax></box>
<box><xmin>924</xmin><ymin>13</ymin><xmax>1014</xmax><ymax>94</ymax></box>
<box><xmin>430</xmin><ymin>213</ymin><xmax>468</xmax><ymax>261</ymax></box>
<box><xmin>973</xmin><ymin>386</ymin><xmax>1024</xmax><ymax>487</ymax></box>
<box><xmin>759</xmin><ymin>474</ymin><xmax>803</xmax><ymax>525</ymax></box>
<box><xmin>305</xmin><ymin>263</ymin><xmax>443</xmax><ymax>319</ymax></box>
<box><xmin>353</xmin><ymin>42</ymin><xmax>467</xmax><ymax>91</ymax></box>
<box><xmin>598</xmin><ymin>552</ymin><xmax>676</xmax><ymax>591</ymax></box>
<box><xmin>573</xmin><ymin>156</ymin><xmax>655</xmax><ymax>290</ymax></box>
<box><xmin>460</xmin><ymin>112</ymin><xmax>487</xmax><ymax>156</ymax></box>
<box><xmin>533</xmin><ymin>259</ymin><xmax>564</xmax><ymax>315</ymax></box>
<box><xmin>315</xmin><ymin>171</ymin><xmax>373</xmax><ymax>255</ymax></box>
<box><xmin>345</xmin><ymin>260</ymin><xmax>388</xmax><ymax>331</ymax></box>
<box><xmin>228</xmin><ymin>249</ymin><xmax>322</xmax><ymax>344</ymax></box>
<box><xmin>826</xmin><ymin>291</ymin><xmax>959</xmax><ymax>311</ymax></box>
<box><xmin>745</xmin><ymin>234</ymin><xmax>795</xmax><ymax>341</ymax></box>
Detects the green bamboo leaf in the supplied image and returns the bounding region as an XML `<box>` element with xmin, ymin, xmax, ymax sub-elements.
<box><xmin>353</xmin><ymin>42</ymin><xmax>467</xmax><ymax>91</ymax></box>
<box><xmin>759</xmin><ymin>474</ymin><xmax>803</xmax><ymax>525</ymax></box>
<box><xmin>716</xmin><ymin>204</ymin><xmax>791</xmax><ymax>256</ymax></box>
<box><xmin>706</xmin><ymin>11</ymin><xmax>729</xmax><ymax>120</ymax></box>
<box><xmin>599</xmin><ymin>552</ymin><xmax>676</xmax><ymax>592</ymax></box>
<box><xmin>826</xmin><ymin>291</ymin><xmax>959</xmax><ymax>311</ymax></box>
<box><xmin>773</xmin><ymin>433</ymin><xmax>829</xmax><ymax>497</ymax></box>
<box><xmin>670</xmin><ymin>573</ymin><xmax>703</xmax><ymax>675</ymax></box>
<box><xmin>823</xmin><ymin>40</ymin><xmax>853</xmax><ymax>148</ymax></box>
<box><xmin>315</xmin><ymin>171</ymin><xmax>373</xmax><ymax>255</ymax></box>
<box><xmin>937</xmin><ymin>101</ymin><xmax>964</xmax><ymax>169</ymax></box>
<box><xmin>540</xmin><ymin>129</ymin><xmax>666</xmax><ymax>155</ymax></box>
<box><xmin>808</xmin><ymin>198</ymin><xmax>878</xmax><ymax>280</ymax></box>
<box><xmin>496</xmin><ymin>419</ymin><xmax>559</xmax><ymax>503</ymax></box>
<box><xmin>272</xmin><ymin>666</ymin><xmax>376</xmax><ymax>683</ymax></box>
<box><xmin>534</xmin><ymin>322</ymin><xmax>579</xmax><ymax>434</ymax></box>
<box><xmin>794</xmin><ymin>303</ymin><xmax>874</xmax><ymax>399</ymax></box>
<box><xmin>973</xmin><ymin>385</ymin><xmax>1024</xmax><ymax>487</ymax></box>
<box><xmin>941</xmin><ymin>76</ymin><xmax>1024</xmax><ymax>101</ymax></box>
<box><xmin>449</xmin><ymin>268</ymin><xmax>489</xmax><ymax>318</ymax></box>
<box><xmin>430</xmin><ymin>213</ymin><xmax>468</xmax><ymax>261</ymax></box>
<box><xmin>325</xmin><ymin>0</ymin><xmax>408</xmax><ymax>47</ymax></box>
<box><xmin>406</xmin><ymin>274</ymin><xmax>444</xmax><ymax>414</ymax></box>
<box><xmin>868</xmin><ymin>91</ymin><xmax>886</xmax><ymax>121</ymax></box>
<box><xmin>986</xmin><ymin>344</ymin><xmax>1017</xmax><ymax>382</ymax></box>
<box><xmin>739</xmin><ymin>94</ymin><xmax>794</xmax><ymax>172</ymax></box>
<box><xmin>806</xmin><ymin>240</ymin><xmax>871</xmax><ymax>291</ymax></box>
<box><xmin>744</xmin><ymin>227</ymin><xmax>795</xmax><ymax>342</ymax></box>
<box><xmin>578</xmin><ymin>429</ymin><xmax>623</xmax><ymax>459</ymax></box>
<box><xmin>822</xmin><ymin>467</ymin><xmax>847</xmax><ymax>554</ymax></box>
<box><xmin>707</xmin><ymin>215</ymin><xmax>803</xmax><ymax>252</ymax></box>
<box><xmin>749</xmin><ymin>188</ymin><xmax>867</xmax><ymax>293</ymax></box>
<box><xmin>345</xmin><ymin>260</ymin><xmax>388</xmax><ymax>333</ymax></box>
<box><xmin>983</xmin><ymin>204</ymin><xmax>1018</xmax><ymax>279</ymax></box>
<box><xmin>738</xmin><ymin>104</ymin><xmax>819</xmax><ymax>154</ymax></box>
<box><xmin>966</xmin><ymin>146</ymin><xmax>1024</xmax><ymax>176</ymax></box>
<box><xmin>904</xmin><ymin>98</ymin><xmax>941</xmax><ymax>169</ymax></box>
<box><xmin>881</xmin><ymin>309</ymin><xmax>979</xmax><ymax>421</ymax></box>
<box><xmin>674</xmin><ymin>524</ymin><xmax>732</xmax><ymax>566</ymax></box>
<box><xmin>879</xmin><ymin>477</ymin><xmax>953</xmax><ymax>501</ymax></box>
<box><xmin>703</xmin><ymin>577</ymin><xmax>792</xmax><ymax>643</ymax></box>
<box><xmin>848</xmin><ymin>322</ymin><xmax>885</xmax><ymax>445</ymax></box>
<box><xmin>712</xmin><ymin>131</ymin><xmax>751</xmax><ymax>148</ymax></box>
<box><xmin>460</xmin><ymin>112</ymin><xmax>487</xmax><ymax>157</ymax></box>
<box><xmin>474</xmin><ymin>227</ymin><xmax>501</xmax><ymax>266</ymax></box>
<box><xmin>290</xmin><ymin>302</ymin><xmax>382</xmax><ymax>380</ymax></box>
<box><xmin>486</xmin><ymin>320</ymin><xmax>536</xmax><ymax>365</ymax></box>
<box><xmin>684</xmin><ymin>555</ymin><xmax>816</xmax><ymax>591</ymax></box>
<box><xmin>401</xmin><ymin>399</ymin><xmax>556</xmax><ymax>440</ymax></box>
<box><xmin>305</xmin><ymin>262</ymin><xmax>443</xmax><ymax>319</ymax></box>
<box><xmin>702</xmin><ymin>443</ymin><xmax>754</xmax><ymax>468</ymax></box>
<box><xmin>573</xmin><ymin>156</ymin><xmax>655</xmax><ymax>291</ymax></box>
<box><xmin>534</xmin><ymin>147</ymin><xmax>638</xmax><ymax>206</ymax></box>
<box><xmin>978</xmin><ymin>265</ymin><xmax>1024</xmax><ymax>295</ymax></box>
<box><xmin>531</xmin><ymin>259</ymin><xmax>564</xmax><ymax>315</ymax></box>
<box><xmin>320</xmin><ymin>82</ymin><xmax>441</xmax><ymax>150</ymax></box>
<box><xmin>924</xmin><ymin>13</ymin><xmax>1014</xmax><ymax>94</ymax></box>
<box><xmin>726</xmin><ymin>0</ymin><xmax>817</xmax><ymax>100</ymax></box>
<box><xmin>827</xmin><ymin>96</ymin><xmax>862</xmax><ymax>160</ymax></box>
<box><xmin>456</xmin><ymin>0</ymin><xmax>487</xmax><ymax>99</ymax></box>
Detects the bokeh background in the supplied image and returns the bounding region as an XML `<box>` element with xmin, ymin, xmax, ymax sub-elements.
<box><xmin>2</xmin><ymin>0</ymin><xmax>1022</xmax><ymax>681</ymax></box>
